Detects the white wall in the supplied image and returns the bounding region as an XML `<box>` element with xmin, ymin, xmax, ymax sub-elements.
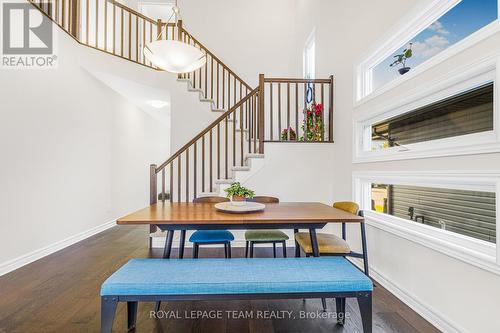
<box><xmin>290</xmin><ymin>0</ymin><xmax>500</xmax><ymax>332</ymax></box>
<box><xmin>0</xmin><ymin>27</ymin><xmax>171</xmax><ymax>274</ymax></box>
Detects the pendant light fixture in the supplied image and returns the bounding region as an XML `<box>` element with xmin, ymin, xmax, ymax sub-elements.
<box><xmin>143</xmin><ymin>1</ymin><xmax>206</xmax><ymax>73</ymax></box>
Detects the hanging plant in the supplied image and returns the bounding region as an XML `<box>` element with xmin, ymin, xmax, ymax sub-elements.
<box><xmin>390</xmin><ymin>43</ymin><xmax>413</xmax><ymax>75</ymax></box>
<box><xmin>300</xmin><ymin>103</ymin><xmax>324</xmax><ymax>141</ymax></box>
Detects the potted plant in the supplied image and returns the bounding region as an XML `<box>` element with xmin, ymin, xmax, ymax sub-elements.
<box><xmin>390</xmin><ymin>43</ymin><xmax>413</xmax><ymax>75</ymax></box>
<box><xmin>299</xmin><ymin>103</ymin><xmax>324</xmax><ymax>141</ymax></box>
<box><xmin>281</xmin><ymin>127</ymin><xmax>297</xmax><ymax>141</ymax></box>
<box><xmin>224</xmin><ymin>182</ymin><xmax>255</xmax><ymax>206</ymax></box>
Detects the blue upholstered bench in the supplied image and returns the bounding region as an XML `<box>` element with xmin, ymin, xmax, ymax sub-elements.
<box><xmin>100</xmin><ymin>257</ymin><xmax>373</xmax><ymax>332</ymax></box>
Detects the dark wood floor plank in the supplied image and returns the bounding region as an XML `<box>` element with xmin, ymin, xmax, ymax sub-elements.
<box><xmin>0</xmin><ymin>225</ymin><xmax>440</xmax><ymax>333</ymax></box>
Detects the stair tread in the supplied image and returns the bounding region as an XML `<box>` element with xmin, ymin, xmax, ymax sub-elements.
<box><xmin>215</xmin><ymin>179</ymin><xmax>235</xmax><ymax>184</ymax></box>
<box><xmin>231</xmin><ymin>166</ymin><xmax>251</xmax><ymax>171</ymax></box>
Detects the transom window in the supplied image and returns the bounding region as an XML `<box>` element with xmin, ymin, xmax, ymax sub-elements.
<box><xmin>370</xmin><ymin>83</ymin><xmax>494</xmax><ymax>151</ymax></box>
<box><xmin>356</xmin><ymin>0</ymin><xmax>500</xmax><ymax>101</ymax></box>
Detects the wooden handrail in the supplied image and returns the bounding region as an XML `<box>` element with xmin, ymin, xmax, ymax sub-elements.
<box><xmin>156</xmin><ymin>88</ymin><xmax>259</xmax><ymax>172</ymax></box>
<box><xmin>264</xmin><ymin>78</ymin><xmax>332</xmax><ymax>84</ymax></box>
<box><xmin>105</xmin><ymin>0</ymin><xmax>157</xmax><ymax>24</ymax></box>
<box><xmin>181</xmin><ymin>30</ymin><xmax>253</xmax><ymax>91</ymax></box>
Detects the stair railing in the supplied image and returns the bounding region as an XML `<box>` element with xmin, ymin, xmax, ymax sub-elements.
<box><xmin>149</xmin><ymin>75</ymin><xmax>334</xmax><ymax>206</ymax></box>
<box><xmin>28</xmin><ymin>0</ymin><xmax>252</xmax><ymax>94</ymax></box>
<box><xmin>175</xmin><ymin>26</ymin><xmax>254</xmax><ymax>111</ymax></box>
<box><xmin>150</xmin><ymin>87</ymin><xmax>260</xmax><ymax>207</ymax></box>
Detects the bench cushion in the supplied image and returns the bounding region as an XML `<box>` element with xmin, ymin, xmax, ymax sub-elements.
<box><xmin>101</xmin><ymin>257</ymin><xmax>372</xmax><ymax>296</ymax></box>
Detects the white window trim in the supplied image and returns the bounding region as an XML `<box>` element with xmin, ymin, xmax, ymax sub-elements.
<box><xmin>353</xmin><ymin>55</ymin><xmax>500</xmax><ymax>163</ymax></box>
<box><xmin>303</xmin><ymin>28</ymin><xmax>316</xmax><ymax>79</ymax></box>
<box><xmin>354</xmin><ymin>0</ymin><xmax>500</xmax><ymax>106</ymax></box>
<box><xmin>353</xmin><ymin>170</ymin><xmax>500</xmax><ymax>275</ymax></box>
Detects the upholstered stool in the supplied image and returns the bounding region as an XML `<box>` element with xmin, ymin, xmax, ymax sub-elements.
<box><xmin>245</xmin><ymin>229</ymin><xmax>289</xmax><ymax>258</ymax></box>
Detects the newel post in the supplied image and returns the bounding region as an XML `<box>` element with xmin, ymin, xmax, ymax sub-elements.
<box><xmin>258</xmin><ymin>73</ymin><xmax>265</xmax><ymax>154</ymax></box>
<box><xmin>329</xmin><ymin>75</ymin><xmax>334</xmax><ymax>142</ymax></box>
<box><xmin>157</xmin><ymin>19</ymin><xmax>162</xmax><ymax>40</ymax></box>
<box><xmin>177</xmin><ymin>19</ymin><xmax>183</xmax><ymax>41</ymax></box>
<box><xmin>149</xmin><ymin>164</ymin><xmax>158</xmax><ymax>247</ymax></box>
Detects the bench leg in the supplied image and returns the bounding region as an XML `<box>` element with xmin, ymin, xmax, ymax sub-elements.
<box><xmin>336</xmin><ymin>298</ymin><xmax>346</xmax><ymax>325</ymax></box>
<box><xmin>101</xmin><ymin>297</ymin><xmax>118</xmax><ymax>333</ymax></box>
<box><xmin>250</xmin><ymin>241</ymin><xmax>254</xmax><ymax>258</ymax></box>
<box><xmin>127</xmin><ymin>301</ymin><xmax>138</xmax><ymax>330</ymax></box>
<box><xmin>224</xmin><ymin>243</ymin><xmax>228</xmax><ymax>258</ymax></box>
<box><xmin>245</xmin><ymin>241</ymin><xmax>249</xmax><ymax>258</ymax></box>
<box><xmin>273</xmin><ymin>243</ymin><xmax>277</xmax><ymax>258</ymax></box>
<box><xmin>282</xmin><ymin>241</ymin><xmax>287</xmax><ymax>258</ymax></box>
<box><xmin>294</xmin><ymin>229</ymin><xmax>300</xmax><ymax>257</ymax></box>
<box><xmin>179</xmin><ymin>230</ymin><xmax>186</xmax><ymax>259</ymax></box>
<box><xmin>357</xmin><ymin>293</ymin><xmax>372</xmax><ymax>333</ymax></box>
<box><xmin>227</xmin><ymin>242</ymin><xmax>232</xmax><ymax>258</ymax></box>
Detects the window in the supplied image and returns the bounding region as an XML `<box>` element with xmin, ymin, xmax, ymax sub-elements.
<box><xmin>370</xmin><ymin>83</ymin><xmax>493</xmax><ymax>151</ymax></box>
<box><xmin>372</xmin><ymin>0</ymin><xmax>497</xmax><ymax>91</ymax></box>
<box><xmin>303</xmin><ymin>30</ymin><xmax>315</xmax><ymax>79</ymax></box>
<box><xmin>353</xmin><ymin>171</ymin><xmax>500</xmax><ymax>274</ymax></box>
<box><xmin>138</xmin><ymin>2</ymin><xmax>177</xmax><ymax>22</ymax></box>
<box><xmin>356</xmin><ymin>0</ymin><xmax>500</xmax><ymax>102</ymax></box>
<box><xmin>354</xmin><ymin>59</ymin><xmax>500</xmax><ymax>163</ymax></box>
<box><xmin>371</xmin><ymin>184</ymin><xmax>496</xmax><ymax>243</ymax></box>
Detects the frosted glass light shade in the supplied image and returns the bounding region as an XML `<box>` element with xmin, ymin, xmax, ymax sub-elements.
<box><xmin>144</xmin><ymin>40</ymin><xmax>207</xmax><ymax>73</ymax></box>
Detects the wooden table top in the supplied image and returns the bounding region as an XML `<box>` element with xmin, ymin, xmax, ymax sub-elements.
<box><xmin>117</xmin><ymin>202</ymin><xmax>364</xmax><ymax>225</ymax></box>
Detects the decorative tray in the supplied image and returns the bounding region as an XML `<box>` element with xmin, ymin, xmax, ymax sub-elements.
<box><xmin>214</xmin><ymin>202</ymin><xmax>265</xmax><ymax>213</ymax></box>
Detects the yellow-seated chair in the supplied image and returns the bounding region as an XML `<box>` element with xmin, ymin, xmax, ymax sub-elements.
<box><xmin>294</xmin><ymin>201</ymin><xmax>369</xmax><ymax>314</ymax></box>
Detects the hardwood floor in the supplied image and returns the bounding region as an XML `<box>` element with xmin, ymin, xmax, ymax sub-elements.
<box><xmin>0</xmin><ymin>225</ymin><xmax>440</xmax><ymax>333</ymax></box>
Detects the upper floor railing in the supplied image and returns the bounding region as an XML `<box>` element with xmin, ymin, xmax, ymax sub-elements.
<box><xmin>29</xmin><ymin>0</ymin><xmax>252</xmax><ymax>106</ymax></box>
<box><xmin>150</xmin><ymin>74</ymin><xmax>334</xmax><ymax>208</ymax></box>
<box><xmin>261</xmin><ymin>76</ymin><xmax>334</xmax><ymax>143</ymax></box>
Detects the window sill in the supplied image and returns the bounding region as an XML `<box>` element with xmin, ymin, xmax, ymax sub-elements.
<box><xmin>364</xmin><ymin>211</ymin><xmax>500</xmax><ymax>275</ymax></box>
<box><xmin>353</xmin><ymin>131</ymin><xmax>500</xmax><ymax>164</ymax></box>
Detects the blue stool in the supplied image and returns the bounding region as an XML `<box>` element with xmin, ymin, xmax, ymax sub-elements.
<box><xmin>189</xmin><ymin>196</ymin><xmax>235</xmax><ymax>258</ymax></box>
<box><xmin>189</xmin><ymin>230</ymin><xmax>234</xmax><ymax>258</ymax></box>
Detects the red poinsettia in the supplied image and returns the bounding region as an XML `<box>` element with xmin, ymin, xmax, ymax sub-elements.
<box><xmin>314</xmin><ymin>103</ymin><xmax>324</xmax><ymax>116</ymax></box>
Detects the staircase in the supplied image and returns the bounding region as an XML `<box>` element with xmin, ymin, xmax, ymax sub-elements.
<box><xmin>30</xmin><ymin>0</ymin><xmax>335</xmax><ymax>244</ymax></box>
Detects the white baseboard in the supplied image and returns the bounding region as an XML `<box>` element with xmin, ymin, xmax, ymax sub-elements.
<box><xmin>0</xmin><ymin>220</ymin><xmax>116</xmax><ymax>277</ymax></box>
<box><xmin>349</xmin><ymin>258</ymin><xmax>463</xmax><ymax>333</ymax></box>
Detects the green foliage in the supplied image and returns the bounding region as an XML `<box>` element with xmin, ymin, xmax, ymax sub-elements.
<box><xmin>299</xmin><ymin>103</ymin><xmax>324</xmax><ymax>141</ymax></box>
<box><xmin>390</xmin><ymin>43</ymin><xmax>413</xmax><ymax>68</ymax></box>
<box><xmin>281</xmin><ymin>128</ymin><xmax>296</xmax><ymax>141</ymax></box>
<box><xmin>224</xmin><ymin>182</ymin><xmax>255</xmax><ymax>198</ymax></box>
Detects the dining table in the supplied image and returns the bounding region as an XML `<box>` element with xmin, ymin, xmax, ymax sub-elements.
<box><xmin>117</xmin><ymin>201</ymin><xmax>365</xmax><ymax>258</ymax></box>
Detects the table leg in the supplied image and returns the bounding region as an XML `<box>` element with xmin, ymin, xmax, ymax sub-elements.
<box><xmin>294</xmin><ymin>229</ymin><xmax>300</xmax><ymax>257</ymax></box>
<box><xmin>309</xmin><ymin>228</ymin><xmax>319</xmax><ymax>257</ymax></box>
<box><xmin>162</xmin><ymin>230</ymin><xmax>174</xmax><ymax>259</ymax></box>
<box><xmin>157</xmin><ymin>229</ymin><xmax>175</xmax><ymax>312</ymax></box>
<box><xmin>179</xmin><ymin>230</ymin><xmax>186</xmax><ymax>259</ymax></box>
